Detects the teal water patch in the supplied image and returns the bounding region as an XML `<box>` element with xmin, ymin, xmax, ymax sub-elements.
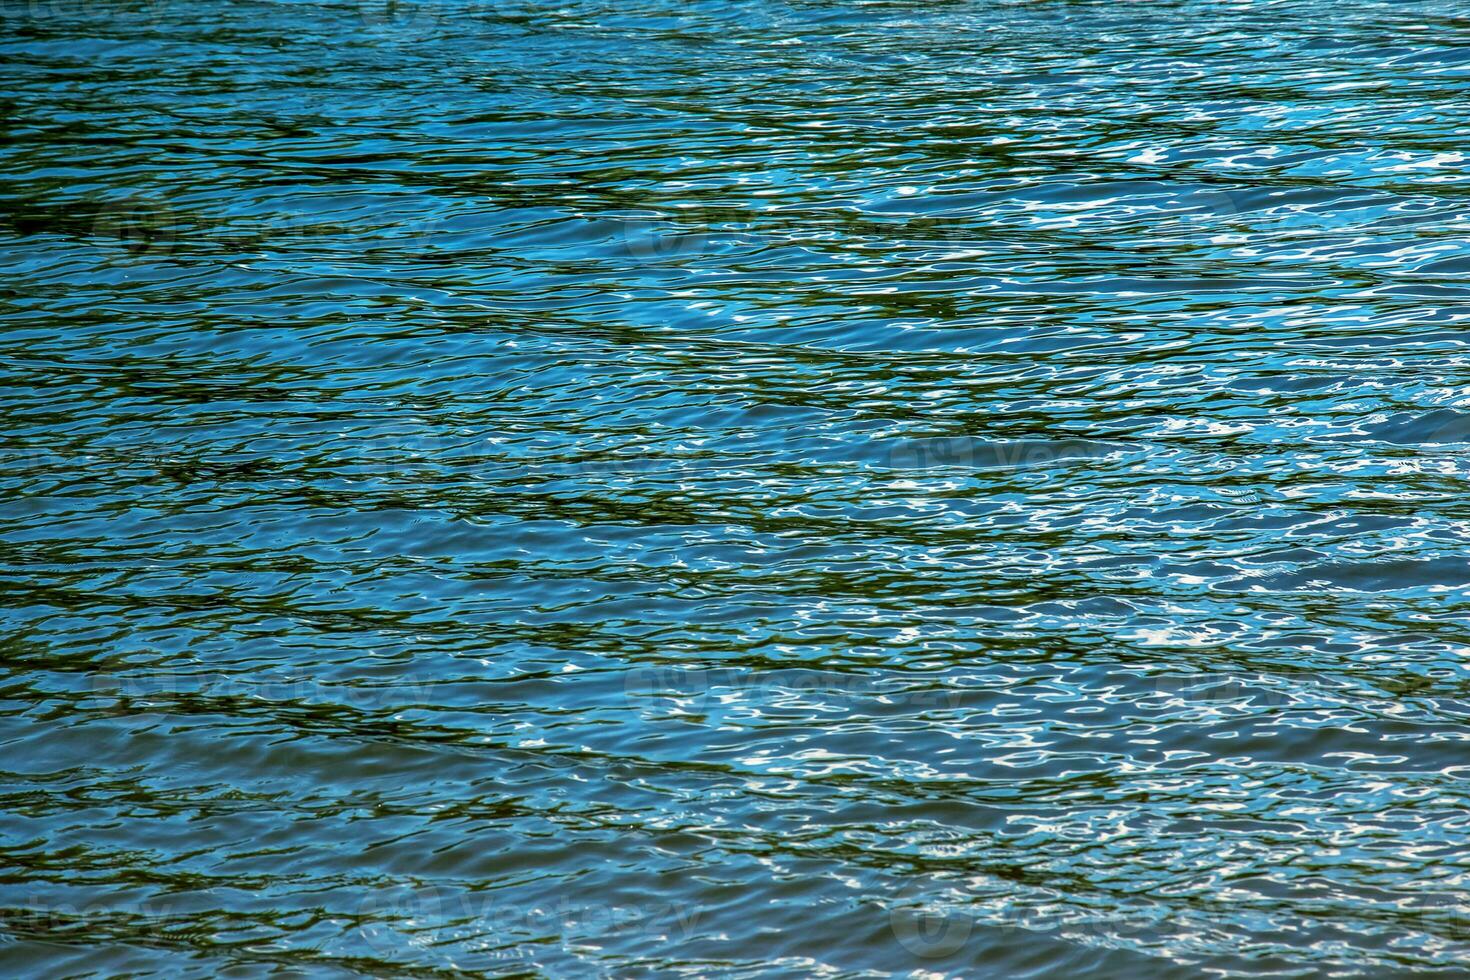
<box><xmin>3</xmin><ymin>0</ymin><xmax>1470</xmax><ymax>975</ymax></box>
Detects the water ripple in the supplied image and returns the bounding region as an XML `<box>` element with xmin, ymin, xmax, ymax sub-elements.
<box><xmin>3</xmin><ymin>0</ymin><xmax>1470</xmax><ymax>975</ymax></box>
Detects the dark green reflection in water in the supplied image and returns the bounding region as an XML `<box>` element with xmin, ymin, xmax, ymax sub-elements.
<box><xmin>3</xmin><ymin>0</ymin><xmax>1470</xmax><ymax>975</ymax></box>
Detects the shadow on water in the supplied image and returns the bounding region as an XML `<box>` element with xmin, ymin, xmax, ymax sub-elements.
<box><xmin>3</xmin><ymin>0</ymin><xmax>1470</xmax><ymax>975</ymax></box>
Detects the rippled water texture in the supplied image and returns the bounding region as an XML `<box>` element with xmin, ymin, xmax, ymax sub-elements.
<box><xmin>4</xmin><ymin>0</ymin><xmax>1470</xmax><ymax>975</ymax></box>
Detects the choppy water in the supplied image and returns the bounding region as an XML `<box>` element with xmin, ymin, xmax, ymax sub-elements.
<box><xmin>4</xmin><ymin>0</ymin><xmax>1470</xmax><ymax>975</ymax></box>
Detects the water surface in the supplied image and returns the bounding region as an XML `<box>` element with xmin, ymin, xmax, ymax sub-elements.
<box><xmin>3</xmin><ymin>0</ymin><xmax>1470</xmax><ymax>975</ymax></box>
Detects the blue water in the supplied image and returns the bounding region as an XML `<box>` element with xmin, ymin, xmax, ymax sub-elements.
<box><xmin>3</xmin><ymin>0</ymin><xmax>1470</xmax><ymax>975</ymax></box>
